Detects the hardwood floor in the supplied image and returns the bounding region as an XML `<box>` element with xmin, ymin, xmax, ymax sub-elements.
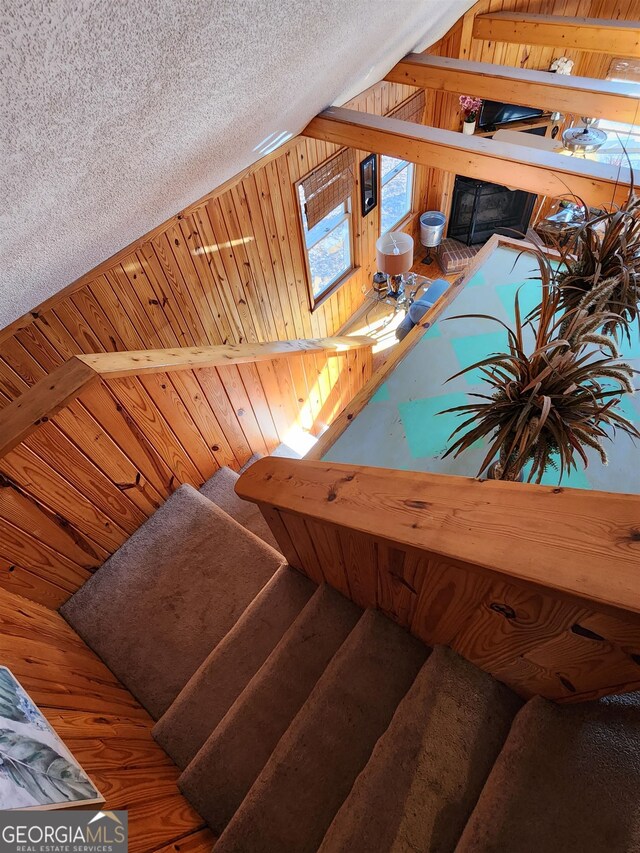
<box><xmin>340</xmin><ymin>255</ymin><xmax>461</xmax><ymax>372</ymax></box>
<box><xmin>0</xmin><ymin>588</ymin><xmax>215</xmax><ymax>852</ymax></box>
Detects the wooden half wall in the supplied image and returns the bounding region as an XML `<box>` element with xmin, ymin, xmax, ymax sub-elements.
<box><xmin>237</xmin><ymin>458</ymin><xmax>640</xmax><ymax>704</ymax></box>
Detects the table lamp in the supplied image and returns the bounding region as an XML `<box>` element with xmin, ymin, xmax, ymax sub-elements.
<box><xmin>375</xmin><ymin>232</ymin><xmax>414</xmax><ymax>298</ymax></box>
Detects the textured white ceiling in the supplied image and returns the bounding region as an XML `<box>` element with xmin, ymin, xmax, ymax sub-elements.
<box><xmin>1</xmin><ymin>0</ymin><xmax>472</xmax><ymax>328</ymax></box>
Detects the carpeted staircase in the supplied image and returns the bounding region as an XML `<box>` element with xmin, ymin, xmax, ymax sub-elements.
<box><xmin>61</xmin><ymin>453</ymin><xmax>640</xmax><ymax>853</ymax></box>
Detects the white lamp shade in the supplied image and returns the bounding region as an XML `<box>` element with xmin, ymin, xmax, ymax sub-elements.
<box><xmin>376</xmin><ymin>231</ymin><xmax>414</xmax><ymax>276</ymax></box>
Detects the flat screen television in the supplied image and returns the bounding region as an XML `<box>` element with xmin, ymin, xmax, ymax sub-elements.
<box><xmin>478</xmin><ymin>100</ymin><xmax>544</xmax><ymax>130</ymax></box>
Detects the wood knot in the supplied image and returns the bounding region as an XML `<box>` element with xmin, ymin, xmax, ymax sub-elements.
<box><xmin>404</xmin><ymin>499</ymin><xmax>429</xmax><ymax>509</ymax></box>
<box><xmin>327</xmin><ymin>490</ymin><xmax>337</xmax><ymax>502</ymax></box>
<box><xmin>489</xmin><ymin>602</ymin><xmax>516</xmax><ymax>620</ymax></box>
<box><xmin>558</xmin><ymin>675</ymin><xmax>576</xmax><ymax>693</ymax></box>
<box><xmin>571</xmin><ymin>623</ymin><xmax>604</xmax><ymax>642</ymax></box>
<box><xmin>629</xmin><ymin>529</ymin><xmax>640</xmax><ymax>542</ymax></box>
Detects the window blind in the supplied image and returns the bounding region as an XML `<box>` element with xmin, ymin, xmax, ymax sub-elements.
<box><xmin>300</xmin><ymin>149</ymin><xmax>356</xmax><ymax>230</ymax></box>
<box><xmin>299</xmin><ymin>91</ymin><xmax>424</xmax><ymax>231</ymax></box>
<box><xmin>388</xmin><ymin>90</ymin><xmax>426</xmax><ymax>124</ymax></box>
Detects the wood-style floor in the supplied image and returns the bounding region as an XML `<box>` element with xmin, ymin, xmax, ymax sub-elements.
<box><xmin>340</xmin><ymin>256</ymin><xmax>461</xmax><ymax>372</ymax></box>
<box><xmin>0</xmin><ymin>588</ymin><xmax>215</xmax><ymax>852</ymax></box>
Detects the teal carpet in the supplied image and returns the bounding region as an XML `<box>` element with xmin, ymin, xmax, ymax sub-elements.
<box><xmin>324</xmin><ymin>244</ymin><xmax>640</xmax><ymax>494</ymax></box>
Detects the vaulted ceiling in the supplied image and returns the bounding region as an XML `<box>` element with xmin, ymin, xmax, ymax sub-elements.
<box><xmin>1</xmin><ymin>0</ymin><xmax>473</xmax><ymax>329</ymax></box>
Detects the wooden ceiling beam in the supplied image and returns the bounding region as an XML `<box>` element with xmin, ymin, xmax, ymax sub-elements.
<box><xmin>385</xmin><ymin>55</ymin><xmax>640</xmax><ymax>124</ymax></box>
<box><xmin>303</xmin><ymin>107</ymin><xmax>631</xmax><ymax>208</ymax></box>
<box><xmin>473</xmin><ymin>12</ymin><xmax>640</xmax><ymax>57</ymax></box>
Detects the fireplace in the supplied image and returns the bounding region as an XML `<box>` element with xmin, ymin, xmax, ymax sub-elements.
<box><xmin>448</xmin><ymin>176</ymin><xmax>537</xmax><ymax>246</ymax></box>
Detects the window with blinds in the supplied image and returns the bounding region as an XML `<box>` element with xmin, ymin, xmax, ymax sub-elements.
<box><xmin>295</xmin><ymin>91</ymin><xmax>425</xmax><ymax>306</ymax></box>
<box><xmin>388</xmin><ymin>90</ymin><xmax>426</xmax><ymax>124</ymax></box>
<box><xmin>379</xmin><ymin>91</ymin><xmax>424</xmax><ymax>234</ymax></box>
<box><xmin>298</xmin><ymin>150</ymin><xmax>356</xmax><ymax>306</ymax></box>
<box><xmin>586</xmin><ymin>58</ymin><xmax>640</xmax><ymax>170</ymax></box>
<box><xmin>299</xmin><ymin>149</ymin><xmax>356</xmax><ymax>231</ymax></box>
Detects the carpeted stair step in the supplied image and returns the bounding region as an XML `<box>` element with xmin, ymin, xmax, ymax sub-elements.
<box><xmin>61</xmin><ymin>484</ymin><xmax>283</xmax><ymax>719</ymax></box>
<box><xmin>199</xmin><ymin>466</ymin><xmax>279</xmax><ymax>551</ymax></box>
<box><xmin>456</xmin><ymin>692</ymin><xmax>640</xmax><ymax>853</ymax></box>
<box><xmin>213</xmin><ymin>609</ymin><xmax>428</xmax><ymax>853</ymax></box>
<box><xmin>153</xmin><ymin>565</ymin><xmax>316</xmax><ymax>768</ymax></box>
<box><xmin>271</xmin><ymin>442</ymin><xmax>303</xmax><ymax>459</ymax></box>
<box><xmin>318</xmin><ymin>645</ymin><xmax>523</xmax><ymax>853</ymax></box>
<box><xmin>239</xmin><ymin>453</ymin><xmax>262</xmax><ymax>473</ymax></box>
<box><xmin>179</xmin><ymin>584</ymin><xmax>362</xmax><ymax>833</ymax></box>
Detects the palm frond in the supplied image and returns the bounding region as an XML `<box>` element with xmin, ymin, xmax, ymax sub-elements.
<box><xmin>438</xmin><ymin>292</ymin><xmax>639</xmax><ymax>483</ymax></box>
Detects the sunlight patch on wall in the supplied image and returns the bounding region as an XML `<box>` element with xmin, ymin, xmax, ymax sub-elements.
<box><xmin>193</xmin><ymin>236</ymin><xmax>255</xmax><ymax>255</ymax></box>
<box><xmin>254</xmin><ymin>131</ymin><xmax>294</xmax><ymax>157</ymax></box>
<box><xmin>281</xmin><ymin>424</ymin><xmax>318</xmax><ymax>457</ymax></box>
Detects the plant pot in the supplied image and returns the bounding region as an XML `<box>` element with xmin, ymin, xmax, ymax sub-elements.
<box><xmin>462</xmin><ymin>120</ymin><xmax>476</xmax><ymax>135</ymax></box>
<box><xmin>487</xmin><ymin>461</ymin><xmax>524</xmax><ymax>482</ymax></box>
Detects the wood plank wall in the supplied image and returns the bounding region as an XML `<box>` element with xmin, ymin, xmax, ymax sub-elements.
<box><xmin>0</xmin><ymin>1</ymin><xmax>631</xmax><ymax>606</ymax></box>
<box><xmin>0</xmin><ymin>0</ymin><xmax>634</xmax><ymax>381</ymax></box>
<box><xmin>0</xmin><ymin>77</ymin><xmax>405</xmax><ymax>610</ymax></box>
<box><xmin>422</xmin><ymin>0</ymin><xmax>640</xmax><ymax>215</ymax></box>
<box><xmin>272</xmin><ymin>503</ymin><xmax>640</xmax><ymax>703</ymax></box>
<box><xmin>0</xmin><ymin>588</ymin><xmax>214</xmax><ymax>851</ymax></box>
<box><xmin>0</xmin><ymin>347</ymin><xmax>371</xmax><ymax>610</ymax></box>
<box><xmin>0</xmin><ymin>79</ymin><xmax>421</xmax><ymax>382</ymax></box>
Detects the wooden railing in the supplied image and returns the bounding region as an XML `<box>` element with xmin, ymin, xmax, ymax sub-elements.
<box><xmin>0</xmin><ymin>337</ymin><xmax>373</xmax><ymax>609</ymax></box>
<box><xmin>237</xmin><ymin>457</ymin><xmax>640</xmax><ymax>704</ymax></box>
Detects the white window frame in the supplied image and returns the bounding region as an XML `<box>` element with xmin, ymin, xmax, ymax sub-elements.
<box><xmin>584</xmin><ymin>61</ymin><xmax>640</xmax><ymax>170</ymax></box>
<box><xmin>297</xmin><ymin>184</ymin><xmax>356</xmax><ymax>310</ymax></box>
<box><xmin>379</xmin><ymin>157</ymin><xmax>415</xmax><ymax>235</ymax></box>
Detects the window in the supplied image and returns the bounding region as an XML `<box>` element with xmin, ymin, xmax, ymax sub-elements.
<box><xmin>587</xmin><ymin>57</ymin><xmax>640</xmax><ymax>170</ymax></box>
<box><xmin>380</xmin><ymin>156</ymin><xmax>414</xmax><ymax>234</ymax></box>
<box><xmin>377</xmin><ymin>91</ymin><xmax>423</xmax><ymax>235</ymax></box>
<box><xmin>298</xmin><ymin>150</ymin><xmax>356</xmax><ymax>306</ymax></box>
<box><xmin>300</xmin><ymin>193</ymin><xmax>353</xmax><ymax>299</ymax></box>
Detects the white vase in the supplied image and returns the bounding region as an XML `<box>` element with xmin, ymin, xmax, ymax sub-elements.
<box><xmin>462</xmin><ymin>120</ymin><xmax>476</xmax><ymax>135</ymax></box>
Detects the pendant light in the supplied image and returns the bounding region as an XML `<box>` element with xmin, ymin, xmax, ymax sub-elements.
<box><xmin>562</xmin><ymin>117</ymin><xmax>607</xmax><ymax>155</ymax></box>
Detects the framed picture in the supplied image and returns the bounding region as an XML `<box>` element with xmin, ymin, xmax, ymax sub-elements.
<box><xmin>360</xmin><ymin>153</ymin><xmax>378</xmax><ymax>218</ymax></box>
<box><xmin>0</xmin><ymin>667</ymin><xmax>104</xmax><ymax>810</ymax></box>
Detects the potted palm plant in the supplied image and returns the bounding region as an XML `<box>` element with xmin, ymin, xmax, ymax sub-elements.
<box><xmin>439</xmin><ymin>289</ymin><xmax>639</xmax><ymax>483</ymax></box>
<box><xmin>550</xmin><ymin>194</ymin><xmax>640</xmax><ymax>342</ymax></box>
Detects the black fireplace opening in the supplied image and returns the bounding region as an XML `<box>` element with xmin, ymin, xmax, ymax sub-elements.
<box><xmin>448</xmin><ymin>126</ymin><xmax>547</xmax><ymax>245</ymax></box>
<box><xmin>448</xmin><ymin>176</ymin><xmax>537</xmax><ymax>246</ymax></box>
